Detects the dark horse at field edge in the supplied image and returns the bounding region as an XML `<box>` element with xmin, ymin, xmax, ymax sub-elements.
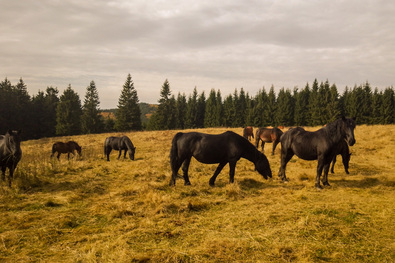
<box><xmin>51</xmin><ymin>141</ymin><xmax>82</xmax><ymax>160</ymax></box>
<box><xmin>243</xmin><ymin>126</ymin><xmax>254</xmax><ymax>141</ymax></box>
<box><xmin>255</xmin><ymin>127</ymin><xmax>283</xmax><ymax>155</ymax></box>
<box><xmin>104</xmin><ymin>136</ymin><xmax>136</xmax><ymax>161</ymax></box>
<box><xmin>0</xmin><ymin>130</ymin><xmax>22</xmax><ymax>187</ymax></box>
<box><xmin>331</xmin><ymin>139</ymin><xmax>351</xmax><ymax>174</ymax></box>
<box><xmin>278</xmin><ymin>117</ymin><xmax>356</xmax><ymax>189</ymax></box>
<box><xmin>169</xmin><ymin>131</ymin><xmax>272</xmax><ymax>186</ymax></box>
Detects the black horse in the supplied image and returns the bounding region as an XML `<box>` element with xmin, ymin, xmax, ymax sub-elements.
<box><xmin>169</xmin><ymin>131</ymin><xmax>272</xmax><ymax>186</ymax></box>
<box><xmin>278</xmin><ymin>117</ymin><xmax>356</xmax><ymax>189</ymax></box>
<box><xmin>51</xmin><ymin>141</ymin><xmax>82</xmax><ymax>160</ymax></box>
<box><xmin>104</xmin><ymin>136</ymin><xmax>136</xmax><ymax>161</ymax></box>
<box><xmin>0</xmin><ymin>130</ymin><xmax>22</xmax><ymax>187</ymax></box>
<box><xmin>330</xmin><ymin>139</ymin><xmax>351</xmax><ymax>174</ymax></box>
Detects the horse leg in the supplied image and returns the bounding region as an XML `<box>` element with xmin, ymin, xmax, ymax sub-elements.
<box><xmin>105</xmin><ymin>148</ymin><xmax>112</xmax><ymax>161</ymax></box>
<box><xmin>228</xmin><ymin>161</ymin><xmax>237</xmax><ymax>184</ymax></box>
<box><xmin>181</xmin><ymin>157</ymin><xmax>192</xmax><ymax>185</ymax></box>
<box><xmin>169</xmin><ymin>158</ymin><xmax>184</xmax><ymax>186</ymax></box>
<box><xmin>254</xmin><ymin>137</ymin><xmax>260</xmax><ymax>148</ymax></box>
<box><xmin>123</xmin><ymin>149</ymin><xmax>127</xmax><ymax>159</ymax></box>
<box><xmin>278</xmin><ymin>149</ymin><xmax>293</xmax><ymax>182</ymax></box>
<box><xmin>8</xmin><ymin>167</ymin><xmax>14</xmax><ymax>187</ymax></box>
<box><xmin>117</xmin><ymin>150</ymin><xmax>122</xmax><ymax>160</ymax></box>
<box><xmin>271</xmin><ymin>142</ymin><xmax>277</xmax><ymax>155</ymax></box>
<box><xmin>322</xmin><ymin>163</ymin><xmax>331</xmax><ymax>187</ymax></box>
<box><xmin>315</xmin><ymin>158</ymin><xmax>325</xmax><ymax>189</ymax></box>
<box><xmin>261</xmin><ymin>142</ymin><xmax>265</xmax><ymax>152</ymax></box>
<box><xmin>209</xmin><ymin>162</ymin><xmax>227</xmax><ymax>186</ymax></box>
<box><xmin>330</xmin><ymin>155</ymin><xmax>337</xmax><ymax>174</ymax></box>
<box><xmin>57</xmin><ymin>153</ymin><xmax>61</xmax><ymax>160</ymax></box>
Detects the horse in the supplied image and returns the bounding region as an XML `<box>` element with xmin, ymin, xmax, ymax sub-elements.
<box><xmin>330</xmin><ymin>139</ymin><xmax>351</xmax><ymax>174</ymax></box>
<box><xmin>243</xmin><ymin>126</ymin><xmax>254</xmax><ymax>141</ymax></box>
<box><xmin>51</xmin><ymin>141</ymin><xmax>82</xmax><ymax>160</ymax></box>
<box><xmin>0</xmin><ymin>130</ymin><xmax>22</xmax><ymax>187</ymax></box>
<box><xmin>254</xmin><ymin>127</ymin><xmax>284</xmax><ymax>155</ymax></box>
<box><xmin>278</xmin><ymin>117</ymin><xmax>356</xmax><ymax>189</ymax></box>
<box><xmin>104</xmin><ymin>136</ymin><xmax>136</xmax><ymax>161</ymax></box>
<box><xmin>169</xmin><ymin>131</ymin><xmax>272</xmax><ymax>186</ymax></box>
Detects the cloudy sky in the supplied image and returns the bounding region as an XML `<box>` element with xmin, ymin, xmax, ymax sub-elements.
<box><xmin>1</xmin><ymin>0</ymin><xmax>394</xmax><ymax>109</ymax></box>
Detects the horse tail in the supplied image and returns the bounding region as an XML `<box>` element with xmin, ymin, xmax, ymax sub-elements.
<box><xmin>51</xmin><ymin>143</ymin><xmax>56</xmax><ymax>157</ymax></box>
<box><xmin>170</xmin><ymin>132</ymin><xmax>183</xmax><ymax>173</ymax></box>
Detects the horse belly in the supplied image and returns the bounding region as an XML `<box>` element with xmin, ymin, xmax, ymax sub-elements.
<box><xmin>292</xmin><ymin>145</ymin><xmax>317</xmax><ymax>160</ymax></box>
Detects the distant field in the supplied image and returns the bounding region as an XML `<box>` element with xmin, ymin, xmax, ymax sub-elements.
<box><xmin>0</xmin><ymin>125</ymin><xmax>394</xmax><ymax>262</ymax></box>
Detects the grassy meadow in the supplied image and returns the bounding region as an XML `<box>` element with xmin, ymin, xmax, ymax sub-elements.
<box><xmin>0</xmin><ymin>125</ymin><xmax>394</xmax><ymax>262</ymax></box>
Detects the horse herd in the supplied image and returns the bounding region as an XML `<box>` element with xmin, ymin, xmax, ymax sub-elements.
<box><xmin>1</xmin><ymin>117</ymin><xmax>356</xmax><ymax>190</ymax></box>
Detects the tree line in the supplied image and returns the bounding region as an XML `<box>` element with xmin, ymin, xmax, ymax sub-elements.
<box><xmin>1</xmin><ymin>75</ymin><xmax>394</xmax><ymax>140</ymax></box>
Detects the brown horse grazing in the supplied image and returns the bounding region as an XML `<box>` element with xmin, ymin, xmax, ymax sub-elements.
<box><xmin>255</xmin><ymin>127</ymin><xmax>284</xmax><ymax>155</ymax></box>
<box><xmin>243</xmin><ymin>126</ymin><xmax>254</xmax><ymax>141</ymax></box>
<box><xmin>51</xmin><ymin>141</ymin><xmax>82</xmax><ymax>160</ymax></box>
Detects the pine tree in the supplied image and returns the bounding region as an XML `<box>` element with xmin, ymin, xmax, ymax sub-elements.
<box><xmin>223</xmin><ymin>95</ymin><xmax>234</xmax><ymax>127</ymax></box>
<box><xmin>252</xmin><ymin>88</ymin><xmax>267</xmax><ymax>126</ymax></box>
<box><xmin>204</xmin><ymin>89</ymin><xmax>217</xmax><ymax>128</ymax></box>
<box><xmin>44</xmin><ymin>87</ymin><xmax>59</xmax><ymax>137</ymax></box>
<box><xmin>196</xmin><ymin>91</ymin><xmax>206</xmax><ymax>128</ymax></box>
<box><xmin>147</xmin><ymin>79</ymin><xmax>175</xmax><ymax>130</ymax></box>
<box><xmin>371</xmin><ymin>88</ymin><xmax>383</xmax><ymax>124</ymax></box>
<box><xmin>56</xmin><ymin>85</ymin><xmax>82</xmax><ymax>136</ymax></box>
<box><xmin>215</xmin><ymin>90</ymin><xmax>223</xmax><ymax>127</ymax></box>
<box><xmin>275</xmin><ymin>88</ymin><xmax>294</xmax><ymax>126</ymax></box>
<box><xmin>309</xmin><ymin>79</ymin><xmax>321</xmax><ymax>126</ymax></box>
<box><xmin>382</xmin><ymin>87</ymin><xmax>394</xmax><ymax>124</ymax></box>
<box><xmin>294</xmin><ymin>84</ymin><xmax>310</xmax><ymax>126</ymax></box>
<box><xmin>115</xmin><ymin>74</ymin><xmax>142</xmax><ymax>131</ymax></box>
<box><xmin>263</xmin><ymin>86</ymin><xmax>276</xmax><ymax>126</ymax></box>
<box><xmin>175</xmin><ymin>93</ymin><xmax>187</xmax><ymax>129</ymax></box>
<box><xmin>185</xmin><ymin>87</ymin><xmax>198</xmax><ymax>128</ymax></box>
<box><xmin>326</xmin><ymin>83</ymin><xmax>341</xmax><ymax>123</ymax></box>
<box><xmin>81</xmin><ymin>81</ymin><xmax>104</xmax><ymax>134</ymax></box>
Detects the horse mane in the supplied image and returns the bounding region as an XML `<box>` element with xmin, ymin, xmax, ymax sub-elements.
<box><xmin>322</xmin><ymin>118</ymin><xmax>344</xmax><ymax>142</ymax></box>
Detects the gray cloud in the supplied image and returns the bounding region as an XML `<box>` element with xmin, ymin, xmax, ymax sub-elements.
<box><xmin>1</xmin><ymin>0</ymin><xmax>394</xmax><ymax>108</ymax></box>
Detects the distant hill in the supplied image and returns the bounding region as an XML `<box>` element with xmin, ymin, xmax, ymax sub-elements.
<box><xmin>101</xmin><ymin>102</ymin><xmax>157</xmax><ymax>124</ymax></box>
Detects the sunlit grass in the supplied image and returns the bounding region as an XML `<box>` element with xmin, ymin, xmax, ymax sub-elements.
<box><xmin>0</xmin><ymin>125</ymin><xmax>394</xmax><ymax>262</ymax></box>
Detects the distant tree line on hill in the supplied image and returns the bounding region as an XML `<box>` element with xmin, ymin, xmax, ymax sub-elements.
<box><xmin>146</xmin><ymin>79</ymin><xmax>394</xmax><ymax>130</ymax></box>
<box><xmin>1</xmin><ymin>75</ymin><xmax>394</xmax><ymax>140</ymax></box>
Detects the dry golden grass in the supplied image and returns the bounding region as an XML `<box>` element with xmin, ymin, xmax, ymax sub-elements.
<box><xmin>0</xmin><ymin>125</ymin><xmax>394</xmax><ymax>262</ymax></box>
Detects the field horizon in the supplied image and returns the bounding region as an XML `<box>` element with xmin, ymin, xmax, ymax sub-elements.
<box><xmin>0</xmin><ymin>125</ymin><xmax>394</xmax><ymax>262</ymax></box>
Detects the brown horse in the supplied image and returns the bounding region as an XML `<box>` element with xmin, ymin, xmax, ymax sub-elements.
<box><xmin>243</xmin><ymin>126</ymin><xmax>254</xmax><ymax>141</ymax></box>
<box><xmin>255</xmin><ymin>127</ymin><xmax>283</xmax><ymax>155</ymax></box>
<box><xmin>51</xmin><ymin>141</ymin><xmax>82</xmax><ymax>160</ymax></box>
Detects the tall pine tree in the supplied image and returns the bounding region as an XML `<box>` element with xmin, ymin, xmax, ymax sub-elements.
<box><xmin>81</xmin><ymin>81</ymin><xmax>104</xmax><ymax>134</ymax></box>
<box><xmin>115</xmin><ymin>74</ymin><xmax>142</xmax><ymax>131</ymax></box>
<box><xmin>56</xmin><ymin>85</ymin><xmax>82</xmax><ymax>136</ymax></box>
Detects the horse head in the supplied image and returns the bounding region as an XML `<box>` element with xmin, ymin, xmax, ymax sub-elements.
<box><xmin>255</xmin><ymin>152</ymin><xmax>272</xmax><ymax>179</ymax></box>
<box><xmin>5</xmin><ymin>130</ymin><xmax>22</xmax><ymax>155</ymax></box>
<box><xmin>128</xmin><ymin>146</ymin><xmax>136</xmax><ymax>160</ymax></box>
<box><xmin>342</xmin><ymin>117</ymin><xmax>356</xmax><ymax>146</ymax></box>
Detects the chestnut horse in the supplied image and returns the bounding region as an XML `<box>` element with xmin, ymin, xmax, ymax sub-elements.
<box><xmin>255</xmin><ymin>127</ymin><xmax>283</xmax><ymax>155</ymax></box>
<box><xmin>51</xmin><ymin>141</ymin><xmax>82</xmax><ymax>160</ymax></box>
<box><xmin>243</xmin><ymin>126</ymin><xmax>254</xmax><ymax>141</ymax></box>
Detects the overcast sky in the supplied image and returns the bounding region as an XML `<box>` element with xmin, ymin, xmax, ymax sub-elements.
<box><xmin>1</xmin><ymin>0</ymin><xmax>394</xmax><ymax>109</ymax></box>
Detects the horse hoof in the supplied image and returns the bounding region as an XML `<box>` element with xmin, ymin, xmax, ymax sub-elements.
<box><xmin>315</xmin><ymin>184</ymin><xmax>323</xmax><ymax>190</ymax></box>
<box><xmin>323</xmin><ymin>182</ymin><xmax>331</xmax><ymax>187</ymax></box>
<box><xmin>184</xmin><ymin>182</ymin><xmax>191</xmax><ymax>186</ymax></box>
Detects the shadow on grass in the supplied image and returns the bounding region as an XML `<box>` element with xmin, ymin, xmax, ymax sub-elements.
<box><xmin>331</xmin><ymin>177</ymin><xmax>395</xmax><ymax>189</ymax></box>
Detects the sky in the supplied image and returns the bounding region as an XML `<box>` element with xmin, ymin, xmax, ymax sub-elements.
<box><xmin>1</xmin><ymin>0</ymin><xmax>394</xmax><ymax>109</ymax></box>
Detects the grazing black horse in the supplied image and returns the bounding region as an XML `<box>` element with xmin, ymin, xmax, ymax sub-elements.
<box><xmin>51</xmin><ymin>141</ymin><xmax>82</xmax><ymax>160</ymax></box>
<box><xmin>0</xmin><ymin>130</ymin><xmax>22</xmax><ymax>187</ymax></box>
<box><xmin>169</xmin><ymin>131</ymin><xmax>272</xmax><ymax>186</ymax></box>
<box><xmin>278</xmin><ymin>117</ymin><xmax>356</xmax><ymax>189</ymax></box>
<box><xmin>104</xmin><ymin>136</ymin><xmax>136</xmax><ymax>161</ymax></box>
<box><xmin>330</xmin><ymin>139</ymin><xmax>351</xmax><ymax>174</ymax></box>
<box><xmin>255</xmin><ymin>127</ymin><xmax>284</xmax><ymax>155</ymax></box>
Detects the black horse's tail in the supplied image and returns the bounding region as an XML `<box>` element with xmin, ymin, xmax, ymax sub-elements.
<box><xmin>170</xmin><ymin>132</ymin><xmax>183</xmax><ymax>174</ymax></box>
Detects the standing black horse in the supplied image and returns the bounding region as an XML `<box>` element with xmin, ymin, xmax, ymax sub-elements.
<box><xmin>255</xmin><ymin>127</ymin><xmax>284</xmax><ymax>155</ymax></box>
<box><xmin>330</xmin><ymin>139</ymin><xmax>351</xmax><ymax>174</ymax></box>
<box><xmin>104</xmin><ymin>136</ymin><xmax>136</xmax><ymax>161</ymax></box>
<box><xmin>278</xmin><ymin>117</ymin><xmax>356</xmax><ymax>189</ymax></box>
<box><xmin>0</xmin><ymin>130</ymin><xmax>22</xmax><ymax>187</ymax></box>
<box><xmin>169</xmin><ymin>131</ymin><xmax>272</xmax><ymax>186</ymax></box>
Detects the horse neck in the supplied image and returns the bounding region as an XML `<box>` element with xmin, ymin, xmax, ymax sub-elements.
<box><xmin>241</xmin><ymin>143</ymin><xmax>260</xmax><ymax>163</ymax></box>
<box><xmin>325</xmin><ymin>120</ymin><xmax>344</xmax><ymax>144</ymax></box>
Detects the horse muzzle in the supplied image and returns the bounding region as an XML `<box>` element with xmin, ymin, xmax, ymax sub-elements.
<box><xmin>348</xmin><ymin>138</ymin><xmax>356</xmax><ymax>146</ymax></box>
